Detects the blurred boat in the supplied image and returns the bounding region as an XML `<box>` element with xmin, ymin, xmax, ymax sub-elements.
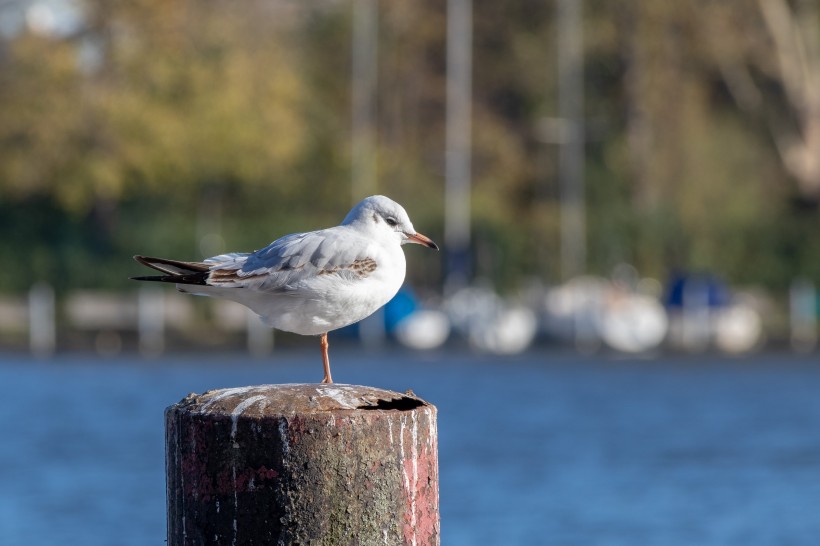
<box><xmin>600</xmin><ymin>292</ymin><xmax>668</xmax><ymax>353</ymax></box>
<box><xmin>714</xmin><ymin>303</ymin><xmax>763</xmax><ymax>354</ymax></box>
<box><xmin>394</xmin><ymin>310</ymin><xmax>451</xmax><ymax>350</ymax></box>
<box><xmin>665</xmin><ymin>273</ymin><xmax>763</xmax><ymax>353</ymax></box>
<box><xmin>543</xmin><ymin>272</ymin><xmax>669</xmax><ymax>353</ymax></box>
<box><xmin>445</xmin><ymin>284</ymin><xmax>538</xmax><ymax>354</ymax></box>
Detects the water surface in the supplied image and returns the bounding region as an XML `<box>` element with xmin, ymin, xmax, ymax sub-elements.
<box><xmin>0</xmin><ymin>351</ymin><xmax>817</xmax><ymax>545</ymax></box>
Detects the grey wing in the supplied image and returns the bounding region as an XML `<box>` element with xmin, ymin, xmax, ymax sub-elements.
<box><xmin>206</xmin><ymin>228</ymin><xmax>375</xmax><ymax>292</ymax></box>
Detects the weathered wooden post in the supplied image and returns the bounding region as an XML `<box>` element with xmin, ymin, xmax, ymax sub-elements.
<box><xmin>165</xmin><ymin>384</ymin><xmax>439</xmax><ymax>545</ymax></box>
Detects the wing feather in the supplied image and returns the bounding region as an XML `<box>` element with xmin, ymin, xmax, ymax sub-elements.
<box><xmin>204</xmin><ymin>227</ymin><xmax>378</xmax><ymax>292</ymax></box>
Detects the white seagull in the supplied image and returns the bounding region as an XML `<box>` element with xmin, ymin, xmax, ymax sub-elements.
<box><xmin>131</xmin><ymin>195</ymin><xmax>438</xmax><ymax>383</ymax></box>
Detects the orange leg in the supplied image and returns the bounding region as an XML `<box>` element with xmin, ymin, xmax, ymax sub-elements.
<box><xmin>320</xmin><ymin>333</ymin><xmax>333</xmax><ymax>384</ymax></box>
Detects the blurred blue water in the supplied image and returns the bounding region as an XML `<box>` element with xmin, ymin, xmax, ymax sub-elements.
<box><xmin>0</xmin><ymin>350</ymin><xmax>818</xmax><ymax>546</ymax></box>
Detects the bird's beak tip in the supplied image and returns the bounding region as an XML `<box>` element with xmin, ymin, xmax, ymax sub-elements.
<box><xmin>407</xmin><ymin>232</ymin><xmax>439</xmax><ymax>250</ymax></box>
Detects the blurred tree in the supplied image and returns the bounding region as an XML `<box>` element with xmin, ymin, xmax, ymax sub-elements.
<box><xmin>705</xmin><ymin>0</ymin><xmax>820</xmax><ymax>200</ymax></box>
<box><xmin>0</xmin><ymin>0</ymin><xmax>817</xmax><ymax>298</ymax></box>
<box><xmin>581</xmin><ymin>0</ymin><xmax>796</xmax><ymax>286</ymax></box>
<box><xmin>0</xmin><ymin>0</ymin><xmax>311</xmax><ymax>290</ymax></box>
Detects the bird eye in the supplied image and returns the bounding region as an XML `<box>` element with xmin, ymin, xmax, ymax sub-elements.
<box><xmin>385</xmin><ymin>217</ymin><xmax>398</xmax><ymax>227</ymax></box>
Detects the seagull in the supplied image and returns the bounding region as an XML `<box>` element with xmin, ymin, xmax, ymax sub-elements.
<box><xmin>131</xmin><ymin>195</ymin><xmax>438</xmax><ymax>383</ymax></box>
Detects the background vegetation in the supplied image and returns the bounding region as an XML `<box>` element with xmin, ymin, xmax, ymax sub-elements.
<box><xmin>1</xmin><ymin>0</ymin><xmax>819</xmax><ymax>298</ymax></box>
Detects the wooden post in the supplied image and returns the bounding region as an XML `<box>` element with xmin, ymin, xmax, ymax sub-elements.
<box><xmin>165</xmin><ymin>384</ymin><xmax>439</xmax><ymax>545</ymax></box>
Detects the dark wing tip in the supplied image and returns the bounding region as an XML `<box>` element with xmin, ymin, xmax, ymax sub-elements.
<box><xmin>130</xmin><ymin>275</ymin><xmax>167</xmax><ymax>282</ymax></box>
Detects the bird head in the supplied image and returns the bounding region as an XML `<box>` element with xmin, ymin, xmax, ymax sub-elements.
<box><xmin>343</xmin><ymin>195</ymin><xmax>439</xmax><ymax>250</ymax></box>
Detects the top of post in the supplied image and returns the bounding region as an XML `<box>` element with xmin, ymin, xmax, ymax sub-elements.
<box><xmin>168</xmin><ymin>383</ymin><xmax>433</xmax><ymax>418</ymax></box>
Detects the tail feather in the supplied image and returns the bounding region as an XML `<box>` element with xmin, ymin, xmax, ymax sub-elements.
<box><xmin>131</xmin><ymin>255</ymin><xmax>210</xmax><ymax>285</ymax></box>
<box><xmin>133</xmin><ymin>255</ymin><xmax>210</xmax><ymax>274</ymax></box>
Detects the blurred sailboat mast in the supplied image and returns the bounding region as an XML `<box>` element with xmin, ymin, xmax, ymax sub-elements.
<box><xmin>445</xmin><ymin>0</ymin><xmax>473</xmax><ymax>292</ymax></box>
<box><xmin>351</xmin><ymin>0</ymin><xmax>386</xmax><ymax>347</ymax></box>
<box><xmin>557</xmin><ymin>0</ymin><xmax>586</xmax><ymax>280</ymax></box>
<box><xmin>351</xmin><ymin>0</ymin><xmax>378</xmax><ymax>203</ymax></box>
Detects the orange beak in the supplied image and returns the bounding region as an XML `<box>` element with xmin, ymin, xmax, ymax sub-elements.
<box><xmin>405</xmin><ymin>232</ymin><xmax>439</xmax><ymax>250</ymax></box>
